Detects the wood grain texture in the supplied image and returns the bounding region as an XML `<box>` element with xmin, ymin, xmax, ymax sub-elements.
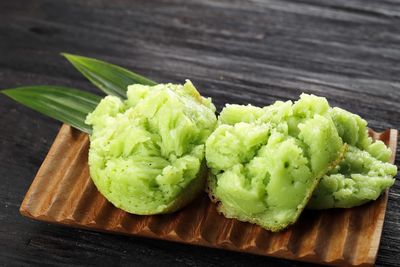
<box><xmin>0</xmin><ymin>0</ymin><xmax>399</xmax><ymax>266</ymax></box>
<box><xmin>19</xmin><ymin>125</ymin><xmax>398</xmax><ymax>267</ymax></box>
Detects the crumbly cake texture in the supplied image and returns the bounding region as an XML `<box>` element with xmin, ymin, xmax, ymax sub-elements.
<box><xmin>86</xmin><ymin>81</ymin><xmax>217</xmax><ymax>215</ymax></box>
<box><xmin>308</xmin><ymin>107</ymin><xmax>396</xmax><ymax>209</ymax></box>
<box><xmin>206</xmin><ymin>94</ymin><xmax>345</xmax><ymax>231</ymax></box>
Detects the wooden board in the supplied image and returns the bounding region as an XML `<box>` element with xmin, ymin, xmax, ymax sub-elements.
<box><xmin>20</xmin><ymin>124</ymin><xmax>398</xmax><ymax>267</ymax></box>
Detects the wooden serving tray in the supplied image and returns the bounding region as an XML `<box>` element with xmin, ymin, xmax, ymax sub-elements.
<box><xmin>20</xmin><ymin>125</ymin><xmax>398</xmax><ymax>266</ymax></box>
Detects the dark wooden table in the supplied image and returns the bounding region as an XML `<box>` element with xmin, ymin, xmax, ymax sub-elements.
<box><xmin>0</xmin><ymin>1</ymin><xmax>399</xmax><ymax>266</ymax></box>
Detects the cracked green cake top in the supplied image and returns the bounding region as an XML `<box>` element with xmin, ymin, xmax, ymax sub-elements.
<box><xmin>308</xmin><ymin>107</ymin><xmax>396</xmax><ymax>209</ymax></box>
<box><xmin>85</xmin><ymin>80</ymin><xmax>217</xmax><ymax>215</ymax></box>
<box><xmin>206</xmin><ymin>94</ymin><xmax>345</xmax><ymax>231</ymax></box>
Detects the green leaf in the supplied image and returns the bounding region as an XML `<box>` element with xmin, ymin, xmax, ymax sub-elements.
<box><xmin>2</xmin><ymin>86</ymin><xmax>101</xmax><ymax>134</ymax></box>
<box><xmin>62</xmin><ymin>53</ymin><xmax>157</xmax><ymax>98</ymax></box>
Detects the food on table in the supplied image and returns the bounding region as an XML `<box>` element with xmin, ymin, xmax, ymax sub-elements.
<box><xmin>308</xmin><ymin>108</ymin><xmax>396</xmax><ymax>209</ymax></box>
<box><xmin>85</xmin><ymin>80</ymin><xmax>217</xmax><ymax>214</ymax></box>
<box><xmin>3</xmin><ymin>52</ymin><xmax>397</xmax><ymax>231</ymax></box>
<box><xmin>206</xmin><ymin>94</ymin><xmax>345</xmax><ymax>231</ymax></box>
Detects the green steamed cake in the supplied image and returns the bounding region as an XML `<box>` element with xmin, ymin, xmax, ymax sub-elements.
<box><xmin>206</xmin><ymin>94</ymin><xmax>345</xmax><ymax>231</ymax></box>
<box><xmin>85</xmin><ymin>80</ymin><xmax>217</xmax><ymax>215</ymax></box>
<box><xmin>307</xmin><ymin>107</ymin><xmax>397</xmax><ymax>209</ymax></box>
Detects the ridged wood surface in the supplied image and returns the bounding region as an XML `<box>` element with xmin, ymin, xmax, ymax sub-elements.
<box><xmin>20</xmin><ymin>124</ymin><xmax>398</xmax><ymax>267</ymax></box>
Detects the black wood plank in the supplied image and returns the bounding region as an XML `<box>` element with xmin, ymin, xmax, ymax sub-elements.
<box><xmin>0</xmin><ymin>0</ymin><xmax>399</xmax><ymax>266</ymax></box>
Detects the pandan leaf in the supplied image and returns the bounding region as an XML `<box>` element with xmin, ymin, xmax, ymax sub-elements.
<box><xmin>62</xmin><ymin>53</ymin><xmax>157</xmax><ymax>98</ymax></box>
<box><xmin>2</xmin><ymin>86</ymin><xmax>101</xmax><ymax>134</ymax></box>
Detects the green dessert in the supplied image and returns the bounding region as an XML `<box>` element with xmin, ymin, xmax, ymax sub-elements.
<box><xmin>308</xmin><ymin>108</ymin><xmax>397</xmax><ymax>209</ymax></box>
<box><xmin>85</xmin><ymin>80</ymin><xmax>217</xmax><ymax>215</ymax></box>
<box><xmin>206</xmin><ymin>94</ymin><xmax>345</xmax><ymax>231</ymax></box>
<box><xmin>5</xmin><ymin>52</ymin><xmax>397</xmax><ymax>233</ymax></box>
